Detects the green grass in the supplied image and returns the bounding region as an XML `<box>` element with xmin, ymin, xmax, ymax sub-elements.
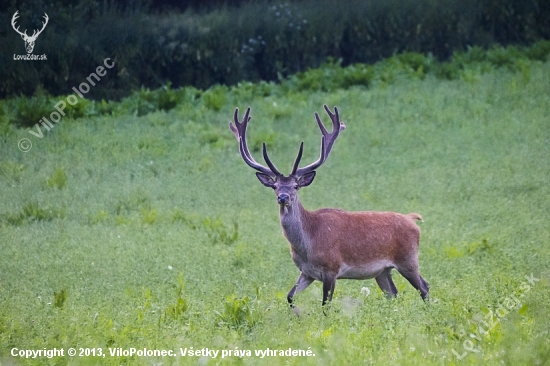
<box><xmin>1</xmin><ymin>59</ymin><xmax>549</xmax><ymax>365</ymax></box>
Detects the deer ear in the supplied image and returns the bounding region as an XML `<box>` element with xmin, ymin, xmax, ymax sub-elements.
<box><xmin>256</xmin><ymin>172</ymin><xmax>276</xmax><ymax>188</ymax></box>
<box><xmin>297</xmin><ymin>171</ymin><xmax>316</xmax><ymax>187</ymax></box>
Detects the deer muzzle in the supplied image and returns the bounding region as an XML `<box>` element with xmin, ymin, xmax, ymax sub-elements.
<box><xmin>277</xmin><ymin>193</ymin><xmax>290</xmax><ymax>206</ymax></box>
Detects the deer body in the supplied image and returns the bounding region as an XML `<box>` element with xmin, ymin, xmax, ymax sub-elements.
<box><xmin>230</xmin><ymin>105</ymin><xmax>429</xmax><ymax>307</ymax></box>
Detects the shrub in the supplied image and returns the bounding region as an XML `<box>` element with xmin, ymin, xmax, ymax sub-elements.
<box><xmin>434</xmin><ymin>62</ymin><xmax>461</xmax><ymax>80</ymax></box>
<box><xmin>202</xmin><ymin>85</ymin><xmax>227</xmax><ymax>111</ymax></box>
<box><xmin>486</xmin><ymin>45</ymin><xmax>526</xmax><ymax>70</ymax></box>
<box><xmin>525</xmin><ymin>39</ymin><xmax>550</xmax><ymax>61</ymax></box>
<box><xmin>394</xmin><ymin>52</ymin><xmax>433</xmax><ymax>79</ymax></box>
<box><xmin>14</xmin><ymin>95</ymin><xmax>52</xmax><ymax>128</ymax></box>
<box><xmin>124</xmin><ymin>84</ymin><xmax>189</xmax><ymax>116</ymax></box>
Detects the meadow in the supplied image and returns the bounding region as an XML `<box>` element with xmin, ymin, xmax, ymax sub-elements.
<box><xmin>1</xmin><ymin>57</ymin><xmax>549</xmax><ymax>365</ymax></box>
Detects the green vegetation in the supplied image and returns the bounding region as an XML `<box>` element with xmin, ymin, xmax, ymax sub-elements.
<box><xmin>2</xmin><ymin>0</ymin><xmax>549</xmax><ymax>98</ymax></box>
<box><xmin>1</xmin><ymin>56</ymin><xmax>549</xmax><ymax>364</ymax></box>
<box><xmin>3</xmin><ymin>41</ymin><xmax>550</xmax><ymax>128</ymax></box>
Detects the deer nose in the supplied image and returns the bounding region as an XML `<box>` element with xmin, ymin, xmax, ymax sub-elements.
<box><xmin>277</xmin><ymin>194</ymin><xmax>290</xmax><ymax>205</ymax></box>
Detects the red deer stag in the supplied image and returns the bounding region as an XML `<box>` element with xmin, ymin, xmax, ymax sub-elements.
<box><xmin>229</xmin><ymin>105</ymin><xmax>429</xmax><ymax>307</ymax></box>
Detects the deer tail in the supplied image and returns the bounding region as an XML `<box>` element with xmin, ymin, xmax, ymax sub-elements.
<box><xmin>407</xmin><ymin>213</ymin><xmax>423</xmax><ymax>222</ymax></box>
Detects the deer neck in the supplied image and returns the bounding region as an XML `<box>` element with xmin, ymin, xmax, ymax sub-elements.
<box><xmin>279</xmin><ymin>197</ymin><xmax>311</xmax><ymax>255</ymax></box>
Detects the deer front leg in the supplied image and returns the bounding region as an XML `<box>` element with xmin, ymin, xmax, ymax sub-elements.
<box><xmin>287</xmin><ymin>272</ymin><xmax>314</xmax><ymax>306</ymax></box>
<box><xmin>322</xmin><ymin>275</ymin><xmax>336</xmax><ymax>306</ymax></box>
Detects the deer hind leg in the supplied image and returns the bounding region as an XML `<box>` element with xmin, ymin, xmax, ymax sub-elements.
<box><xmin>396</xmin><ymin>264</ymin><xmax>429</xmax><ymax>301</ymax></box>
<box><xmin>287</xmin><ymin>272</ymin><xmax>314</xmax><ymax>306</ymax></box>
<box><xmin>375</xmin><ymin>267</ymin><xmax>398</xmax><ymax>298</ymax></box>
<box><xmin>420</xmin><ymin>275</ymin><xmax>430</xmax><ymax>295</ymax></box>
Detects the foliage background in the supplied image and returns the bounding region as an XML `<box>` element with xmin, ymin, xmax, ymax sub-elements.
<box><xmin>1</xmin><ymin>0</ymin><xmax>549</xmax><ymax>99</ymax></box>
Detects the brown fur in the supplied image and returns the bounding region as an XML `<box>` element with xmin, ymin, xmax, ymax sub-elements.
<box><xmin>281</xmin><ymin>199</ymin><xmax>429</xmax><ymax>306</ymax></box>
<box><xmin>303</xmin><ymin>208</ymin><xmax>421</xmax><ymax>272</ymax></box>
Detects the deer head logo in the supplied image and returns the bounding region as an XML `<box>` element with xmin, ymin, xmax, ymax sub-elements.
<box><xmin>11</xmin><ymin>11</ymin><xmax>49</xmax><ymax>54</ymax></box>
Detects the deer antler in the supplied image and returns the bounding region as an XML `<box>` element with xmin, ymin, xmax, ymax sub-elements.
<box><xmin>293</xmin><ymin>105</ymin><xmax>346</xmax><ymax>176</ymax></box>
<box><xmin>230</xmin><ymin>107</ymin><xmax>282</xmax><ymax>177</ymax></box>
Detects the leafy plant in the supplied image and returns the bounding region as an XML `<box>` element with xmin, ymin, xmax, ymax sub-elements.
<box><xmin>171</xmin><ymin>210</ymin><xmax>199</xmax><ymax>227</ymax></box>
<box><xmin>173</xmin><ymin>210</ymin><xmax>238</xmax><ymax>245</ymax></box>
<box><xmin>47</xmin><ymin>168</ymin><xmax>68</xmax><ymax>190</ymax></box>
<box><xmin>140</xmin><ymin>208</ymin><xmax>158</xmax><ymax>225</ymax></box>
<box><xmin>114</xmin><ymin>190</ymin><xmax>152</xmax><ymax>215</ymax></box>
<box><xmin>5</xmin><ymin>202</ymin><xmax>65</xmax><ymax>226</ymax></box>
<box><xmin>54</xmin><ymin>289</ymin><xmax>67</xmax><ymax>308</ymax></box>
<box><xmin>202</xmin><ymin>217</ymin><xmax>239</xmax><ymax>245</ymax></box>
<box><xmin>87</xmin><ymin>210</ymin><xmax>109</xmax><ymax>225</ymax></box>
<box><xmin>0</xmin><ymin>161</ymin><xmax>25</xmax><ymax>182</ymax></box>
<box><xmin>215</xmin><ymin>295</ymin><xmax>258</xmax><ymax>330</ymax></box>
<box><xmin>163</xmin><ymin>273</ymin><xmax>188</xmax><ymax>322</ymax></box>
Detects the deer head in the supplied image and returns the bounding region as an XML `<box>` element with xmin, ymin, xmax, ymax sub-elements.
<box><xmin>12</xmin><ymin>11</ymin><xmax>49</xmax><ymax>54</ymax></box>
<box><xmin>230</xmin><ymin>105</ymin><xmax>345</xmax><ymax>211</ymax></box>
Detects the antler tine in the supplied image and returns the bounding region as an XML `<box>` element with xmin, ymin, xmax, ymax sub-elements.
<box><xmin>295</xmin><ymin>136</ymin><xmax>326</xmax><ymax>176</ymax></box>
<box><xmin>315</xmin><ymin>111</ymin><xmax>328</xmax><ymax>136</ymax></box>
<box><xmin>229</xmin><ymin>109</ymin><xmax>239</xmax><ymax>139</ymax></box>
<box><xmin>238</xmin><ymin>139</ymin><xmax>273</xmax><ymax>176</ymax></box>
<box><xmin>230</xmin><ymin>107</ymin><xmax>253</xmax><ymax>160</ymax></box>
<box><xmin>295</xmin><ymin>104</ymin><xmax>344</xmax><ymax>176</ymax></box>
<box><xmin>230</xmin><ymin>107</ymin><xmax>278</xmax><ymax>177</ymax></box>
<box><xmin>290</xmin><ymin>142</ymin><xmax>304</xmax><ymax>175</ymax></box>
<box><xmin>262</xmin><ymin>143</ymin><xmax>282</xmax><ymax>176</ymax></box>
<box><xmin>323</xmin><ymin>105</ymin><xmax>346</xmax><ymax>153</ymax></box>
